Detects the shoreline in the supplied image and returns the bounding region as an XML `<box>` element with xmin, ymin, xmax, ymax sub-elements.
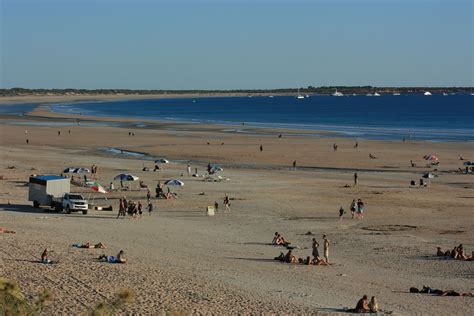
<box><xmin>1</xmin><ymin>97</ymin><xmax>473</xmax><ymax>143</ymax></box>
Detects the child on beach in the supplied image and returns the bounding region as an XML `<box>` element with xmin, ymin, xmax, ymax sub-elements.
<box><xmin>339</xmin><ymin>207</ymin><xmax>344</xmax><ymax>220</ymax></box>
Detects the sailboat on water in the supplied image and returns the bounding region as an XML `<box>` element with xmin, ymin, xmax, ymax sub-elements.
<box><xmin>296</xmin><ymin>88</ymin><xmax>305</xmax><ymax>99</ymax></box>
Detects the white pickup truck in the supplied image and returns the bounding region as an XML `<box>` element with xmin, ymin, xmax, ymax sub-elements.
<box><xmin>51</xmin><ymin>193</ymin><xmax>89</xmax><ymax>214</ymax></box>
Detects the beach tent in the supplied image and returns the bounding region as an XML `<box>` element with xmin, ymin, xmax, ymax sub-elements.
<box><xmin>114</xmin><ymin>174</ymin><xmax>139</xmax><ymax>181</ymax></box>
<box><xmin>164</xmin><ymin>179</ymin><xmax>184</xmax><ymax>186</ymax></box>
<box><xmin>63</xmin><ymin>167</ymin><xmax>91</xmax><ymax>174</ymax></box>
<box><xmin>154</xmin><ymin>158</ymin><xmax>170</xmax><ymax>164</ymax></box>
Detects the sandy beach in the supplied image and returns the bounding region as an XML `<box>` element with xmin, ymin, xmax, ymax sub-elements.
<box><xmin>1</xmin><ymin>101</ymin><xmax>473</xmax><ymax>314</ymax></box>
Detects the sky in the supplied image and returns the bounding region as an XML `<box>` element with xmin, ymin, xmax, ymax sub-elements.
<box><xmin>1</xmin><ymin>0</ymin><xmax>472</xmax><ymax>89</ymax></box>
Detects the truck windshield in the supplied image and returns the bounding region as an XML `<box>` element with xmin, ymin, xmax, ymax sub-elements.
<box><xmin>68</xmin><ymin>194</ymin><xmax>84</xmax><ymax>200</ymax></box>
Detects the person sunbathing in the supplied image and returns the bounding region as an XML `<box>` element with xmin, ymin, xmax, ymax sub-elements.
<box><xmin>271</xmin><ymin>232</ymin><xmax>279</xmax><ymax>245</ymax></box>
<box><xmin>355</xmin><ymin>295</ymin><xmax>369</xmax><ymax>313</ymax></box>
<box><xmin>284</xmin><ymin>250</ymin><xmax>298</xmax><ymax>263</ymax></box>
<box><xmin>0</xmin><ymin>227</ymin><xmax>16</xmax><ymax>234</ymax></box>
<box><xmin>369</xmin><ymin>296</ymin><xmax>378</xmax><ymax>313</ymax></box>
<box><xmin>98</xmin><ymin>250</ymin><xmax>127</xmax><ymax>264</ymax></box>
<box><xmin>457</xmin><ymin>248</ymin><xmax>472</xmax><ymax>261</ymax></box>
<box><xmin>41</xmin><ymin>248</ymin><xmax>52</xmax><ymax>264</ymax></box>
<box><xmin>73</xmin><ymin>242</ymin><xmax>107</xmax><ymax>249</ymax></box>
<box><xmin>436</xmin><ymin>247</ymin><xmax>445</xmax><ymax>256</ymax></box>
<box><xmin>275</xmin><ymin>234</ymin><xmax>291</xmax><ymax>247</ymax></box>
<box><xmin>312</xmin><ymin>256</ymin><xmax>329</xmax><ymax>266</ymax></box>
<box><xmin>274</xmin><ymin>252</ymin><xmax>285</xmax><ymax>261</ymax></box>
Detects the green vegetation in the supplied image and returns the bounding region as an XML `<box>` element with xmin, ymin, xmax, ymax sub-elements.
<box><xmin>0</xmin><ymin>277</ymin><xmax>135</xmax><ymax>315</ymax></box>
<box><xmin>0</xmin><ymin>86</ymin><xmax>472</xmax><ymax>97</ymax></box>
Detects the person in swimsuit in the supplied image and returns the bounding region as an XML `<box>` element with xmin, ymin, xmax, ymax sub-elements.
<box><xmin>323</xmin><ymin>235</ymin><xmax>330</xmax><ymax>263</ymax></box>
<box><xmin>312</xmin><ymin>238</ymin><xmax>320</xmax><ymax>259</ymax></box>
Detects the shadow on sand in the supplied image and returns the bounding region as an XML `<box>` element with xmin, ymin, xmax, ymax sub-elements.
<box><xmin>0</xmin><ymin>203</ymin><xmax>117</xmax><ymax>220</ymax></box>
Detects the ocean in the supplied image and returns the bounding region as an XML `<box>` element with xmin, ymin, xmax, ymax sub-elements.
<box><xmin>4</xmin><ymin>95</ymin><xmax>474</xmax><ymax>141</ymax></box>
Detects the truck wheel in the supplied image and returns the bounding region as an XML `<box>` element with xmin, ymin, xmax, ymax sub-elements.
<box><xmin>65</xmin><ymin>205</ymin><xmax>71</xmax><ymax>214</ymax></box>
<box><xmin>33</xmin><ymin>201</ymin><xmax>40</xmax><ymax>208</ymax></box>
<box><xmin>82</xmin><ymin>209</ymin><xmax>88</xmax><ymax>215</ymax></box>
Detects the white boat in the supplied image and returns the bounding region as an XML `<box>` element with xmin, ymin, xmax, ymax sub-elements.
<box><xmin>424</xmin><ymin>91</ymin><xmax>432</xmax><ymax>96</ymax></box>
<box><xmin>305</xmin><ymin>95</ymin><xmax>309</xmax><ymax>98</ymax></box>
<box><xmin>296</xmin><ymin>88</ymin><xmax>305</xmax><ymax>99</ymax></box>
<box><xmin>332</xmin><ymin>90</ymin><xmax>344</xmax><ymax>97</ymax></box>
<box><xmin>374</xmin><ymin>92</ymin><xmax>381</xmax><ymax>97</ymax></box>
<box><xmin>393</xmin><ymin>93</ymin><xmax>401</xmax><ymax>96</ymax></box>
<box><xmin>443</xmin><ymin>92</ymin><xmax>448</xmax><ymax>96</ymax></box>
<box><xmin>268</xmin><ymin>95</ymin><xmax>274</xmax><ymax>98</ymax></box>
<box><xmin>366</xmin><ymin>93</ymin><xmax>373</xmax><ymax>96</ymax></box>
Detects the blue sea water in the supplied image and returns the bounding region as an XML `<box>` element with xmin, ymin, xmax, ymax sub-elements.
<box><xmin>3</xmin><ymin>95</ymin><xmax>474</xmax><ymax>141</ymax></box>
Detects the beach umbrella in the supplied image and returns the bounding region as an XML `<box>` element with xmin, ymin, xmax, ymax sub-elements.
<box><xmin>86</xmin><ymin>181</ymin><xmax>107</xmax><ymax>194</ymax></box>
<box><xmin>422</xmin><ymin>173</ymin><xmax>437</xmax><ymax>179</ymax></box>
<box><xmin>423</xmin><ymin>155</ymin><xmax>439</xmax><ymax>161</ymax></box>
<box><xmin>114</xmin><ymin>174</ymin><xmax>139</xmax><ymax>181</ymax></box>
<box><xmin>463</xmin><ymin>161</ymin><xmax>474</xmax><ymax>166</ymax></box>
<box><xmin>64</xmin><ymin>167</ymin><xmax>90</xmax><ymax>173</ymax></box>
<box><xmin>164</xmin><ymin>179</ymin><xmax>184</xmax><ymax>186</ymax></box>
<box><xmin>154</xmin><ymin>158</ymin><xmax>170</xmax><ymax>164</ymax></box>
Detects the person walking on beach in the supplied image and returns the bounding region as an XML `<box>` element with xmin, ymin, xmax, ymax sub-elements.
<box><xmin>26</xmin><ymin>138</ymin><xmax>29</xmax><ymax>144</ymax></box>
<box><xmin>117</xmin><ymin>198</ymin><xmax>125</xmax><ymax>219</ymax></box>
<box><xmin>187</xmin><ymin>164</ymin><xmax>191</xmax><ymax>176</ymax></box>
<box><xmin>312</xmin><ymin>238</ymin><xmax>320</xmax><ymax>259</ymax></box>
<box><xmin>357</xmin><ymin>199</ymin><xmax>364</xmax><ymax>220</ymax></box>
<box><xmin>354</xmin><ymin>141</ymin><xmax>358</xmax><ymax>148</ymax></box>
<box><xmin>260</xmin><ymin>145</ymin><xmax>263</xmax><ymax>152</ymax></box>
<box><xmin>333</xmin><ymin>143</ymin><xmax>338</xmax><ymax>151</ymax></box>
<box><xmin>293</xmin><ymin>160</ymin><xmax>297</xmax><ymax>171</ymax></box>
<box><xmin>137</xmin><ymin>201</ymin><xmax>143</xmax><ymax>218</ymax></box>
<box><xmin>58</xmin><ymin>130</ymin><xmax>61</xmax><ymax>136</ymax></box>
<box><xmin>323</xmin><ymin>235</ymin><xmax>330</xmax><ymax>263</ymax></box>
<box><xmin>224</xmin><ymin>195</ymin><xmax>230</xmax><ymax>213</ymax></box>
<box><xmin>354</xmin><ymin>172</ymin><xmax>358</xmax><ymax>186</ymax></box>
<box><xmin>147</xmin><ymin>202</ymin><xmax>153</xmax><ymax>215</ymax></box>
<box><xmin>350</xmin><ymin>199</ymin><xmax>357</xmax><ymax>219</ymax></box>
<box><xmin>146</xmin><ymin>189</ymin><xmax>151</xmax><ymax>203</ymax></box>
<box><xmin>339</xmin><ymin>207</ymin><xmax>345</xmax><ymax>221</ymax></box>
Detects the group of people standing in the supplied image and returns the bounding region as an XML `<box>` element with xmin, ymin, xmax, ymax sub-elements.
<box><xmin>312</xmin><ymin>235</ymin><xmax>330</xmax><ymax>263</ymax></box>
<box><xmin>117</xmin><ymin>197</ymin><xmax>152</xmax><ymax>219</ymax></box>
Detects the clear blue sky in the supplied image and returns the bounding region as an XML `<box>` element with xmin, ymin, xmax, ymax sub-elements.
<box><xmin>1</xmin><ymin>0</ymin><xmax>472</xmax><ymax>89</ymax></box>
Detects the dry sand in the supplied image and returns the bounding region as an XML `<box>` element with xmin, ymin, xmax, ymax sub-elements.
<box><xmin>1</xmin><ymin>103</ymin><xmax>473</xmax><ymax>315</ymax></box>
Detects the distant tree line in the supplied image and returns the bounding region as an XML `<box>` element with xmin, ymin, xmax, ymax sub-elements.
<box><xmin>0</xmin><ymin>86</ymin><xmax>472</xmax><ymax>97</ymax></box>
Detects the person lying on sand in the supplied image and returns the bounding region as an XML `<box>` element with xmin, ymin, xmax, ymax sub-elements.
<box><xmin>284</xmin><ymin>250</ymin><xmax>298</xmax><ymax>263</ymax></box>
<box><xmin>73</xmin><ymin>242</ymin><xmax>107</xmax><ymax>249</ymax></box>
<box><xmin>98</xmin><ymin>250</ymin><xmax>127</xmax><ymax>264</ymax></box>
<box><xmin>311</xmin><ymin>256</ymin><xmax>329</xmax><ymax>266</ymax></box>
<box><xmin>0</xmin><ymin>227</ymin><xmax>16</xmax><ymax>234</ymax></box>
<box><xmin>410</xmin><ymin>286</ymin><xmax>473</xmax><ymax>297</ymax></box>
